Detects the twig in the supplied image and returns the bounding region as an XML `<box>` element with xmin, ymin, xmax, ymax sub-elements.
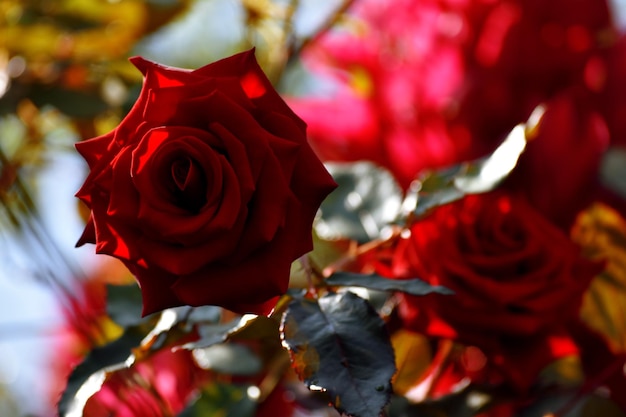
<box><xmin>286</xmin><ymin>0</ymin><xmax>356</xmax><ymax>64</ymax></box>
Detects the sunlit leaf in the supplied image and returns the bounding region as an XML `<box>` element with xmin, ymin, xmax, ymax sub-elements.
<box><xmin>325</xmin><ymin>272</ymin><xmax>453</xmax><ymax>296</ymax></box>
<box><xmin>106</xmin><ymin>283</ymin><xmax>143</xmax><ymax>328</ymax></box>
<box><xmin>192</xmin><ymin>343</ymin><xmax>262</xmax><ymax>376</ymax></box>
<box><xmin>454</xmin><ymin>124</ymin><xmax>527</xmax><ymax>194</ymax></box>
<box><xmin>391</xmin><ymin>330</ymin><xmax>432</xmax><ymax>395</ymax></box>
<box><xmin>317</xmin><ymin>161</ymin><xmax>403</xmax><ymax>242</ymax></box>
<box><xmin>57</xmin><ymin>325</ymin><xmax>146</xmax><ymax>416</ymax></box>
<box><xmin>601</xmin><ymin>147</ymin><xmax>626</xmax><ymax>200</ymax></box>
<box><xmin>387</xmin><ymin>387</ymin><xmax>494</xmax><ymax>417</ymax></box>
<box><xmin>281</xmin><ymin>292</ymin><xmax>395</xmax><ymax>417</ymax></box>
<box><xmin>182</xmin><ymin>314</ymin><xmax>280</xmax><ymax>350</ymax></box>
<box><xmin>538</xmin><ymin>355</ymin><xmax>585</xmax><ymax>389</ymax></box>
<box><xmin>403</xmin><ymin>119</ymin><xmax>531</xmax><ymax>219</ymax></box>
<box><xmin>571</xmin><ymin>203</ymin><xmax>626</xmax><ymax>352</ymax></box>
<box><xmin>289</xmin><ymin>232</ymin><xmax>354</xmax><ymax>289</ymax></box>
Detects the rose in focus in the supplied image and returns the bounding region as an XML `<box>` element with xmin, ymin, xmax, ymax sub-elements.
<box><xmin>382</xmin><ymin>192</ymin><xmax>602</xmax><ymax>389</ymax></box>
<box><xmin>75</xmin><ymin>50</ymin><xmax>337</xmax><ymax>316</ymax></box>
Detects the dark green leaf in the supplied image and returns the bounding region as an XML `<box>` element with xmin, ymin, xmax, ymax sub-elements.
<box><xmin>517</xmin><ymin>392</ymin><xmax>626</xmax><ymax>417</ymax></box>
<box><xmin>182</xmin><ymin>314</ymin><xmax>279</xmax><ymax>350</ymax></box>
<box><xmin>178</xmin><ymin>383</ymin><xmax>257</xmax><ymax>417</ymax></box>
<box><xmin>281</xmin><ymin>292</ymin><xmax>395</xmax><ymax>417</ymax></box>
<box><xmin>57</xmin><ymin>325</ymin><xmax>147</xmax><ymax>416</ymax></box>
<box><xmin>404</xmin><ymin>123</ymin><xmax>528</xmax><ymax>218</ymax></box>
<box><xmin>30</xmin><ymin>85</ymin><xmax>109</xmax><ymax>118</ymax></box>
<box><xmin>106</xmin><ymin>284</ymin><xmax>144</xmax><ymax>327</ymax></box>
<box><xmin>601</xmin><ymin>147</ymin><xmax>626</xmax><ymax>200</ymax></box>
<box><xmin>386</xmin><ymin>388</ymin><xmax>493</xmax><ymax>417</ymax></box>
<box><xmin>453</xmin><ymin>124</ymin><xmax>527</xmax><ymax>194</ymax></box>
<box><xmin>192</xmin><ymin>343</ymin><xmax>262</xmax><ymax>375</ymax></box>
<box><xmin>185</xmin><ymin>305</ymin><xmax>222</xmax><ymax>325</ymax></box>
<box><xmin>317</xmin><ymin>161</ymin><xmax>402</xmax><ymax>242</ymax></box>
<box><xmin>325</xmin><ymin>272</ymin><xmax>453</xmax><ymax>296</ymax></box>
<box><xmin>401</xmin><ymin>164</ymin><xmax>467</xmax><ymax>218</ymax></box>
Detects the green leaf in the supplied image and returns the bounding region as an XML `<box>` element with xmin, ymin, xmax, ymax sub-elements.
<box><xmin>182</xmin><ymin>314</ymin><xmax>279</xmax><ymax>350</ymax></box>
<box><xmin>192</xmin><ymin>343</ymin><xmax>262</xmax><ymax>376</ymax></box>
<box><xmin>387</xmin><ymin>390</ymin><xmax>492</xmax><ymax>417</ymax></box>
<box><xmin>325</xmin><ymin>272</ymin><xmax>453</xmax><ymax>296</ymax></box>
<box><xmin>454</xmin><ymin>124</ymin><xmax>527</xmax><ymax>194</ymax></box>
<box><xmin>317</xmin><ymin>161</ymin><xmax>403</xmax><ymax>242</ymax></box>
<box><xmin>600</xmin><ymin>147</ymin><xmax>626</xmax><ymax>200</ymax></box>
<box><xmin>57</xmin><ymin>325</ymin><xmax>147</xmax><ymax>416</ymax></box>
<box><xmin>106</xmin><ymin>283</ymin><xmax>144</xmax><ymax>327</ymax></box>
<box><xmin>404</xmin><ymin>123</ymin><xmax>528</xmax><ymax>218</ymax></box>
<box><xmin>516</xmin><ymin>392</ymin><xmax>626</xmax><ymax>417</ymax></box>
<box><xmin>178</xmin><ymin>383</ymin><xmax>257</xmax><ymax>417</ymax></box>
<box><xmin>281</xmin><ymin>292</ymin><xmax>395</xmax><ymax>417</ymax></box>
<box><xmin>30</xmin><ymin>85</ymin><xmax>109</xmax><ymax>118</ymax></box>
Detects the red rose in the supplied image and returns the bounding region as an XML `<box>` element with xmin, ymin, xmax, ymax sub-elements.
<box><xmin>288</xmin><ymin>0</ymin><xmax>613</xmax><ymax>188</ymax></box>
<box><xmin>75</xmin><ymin>50</ymin><xmax>337</xmax><ymax>316</ymax></box>
<box><xmin>503</xmin><ymin>86</ymin><xmax>609</xmax><ymax>230</ymax></box>
<box><xmin>83</xmin><ymin>349</ymin><xmax>207</xmax><ymax>416</ymax></box>
<box><xmin>385</xmin><ymin>192</ymin><xmax>602</xmax><ymax>389</ymax></box>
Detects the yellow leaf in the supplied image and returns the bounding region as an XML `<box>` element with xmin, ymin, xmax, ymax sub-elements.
<box><xmin>572</xmin><ymin>203</ymin><xmax>626</xmax><ymax>352</ymax></box>
<box><xmin>391</xmin><ymin>329</ymin><xmax>432</xmax><ymax>395</ymax></box>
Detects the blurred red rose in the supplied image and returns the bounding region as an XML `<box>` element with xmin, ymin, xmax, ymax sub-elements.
<box><xmin>383</xmin><ymin>192</ymin><xmax>602</xmax><ymax>389</ymax></box>
<box><xmin>83</xmin><ymin>348</ymin><xmax>207</xmax><ymax>417</ymax></box>
<box><xmin>600</xmin><ymin>34</ymin><xmax>626</xmax><ymax>148</ymax></box>
<box><xmin>288</xmin><ymin>0</ymin><xmax>613</xmax><ymax>188</ymax></box>
<box><xmin>75</xmin><ymin>49</ymin><xmax>337</xmax><ymax>316</ymax></box>
<box><xmin>503</xmin><ymin>86</ymin><xmax>609</xmax><ymax>230</ymax></box>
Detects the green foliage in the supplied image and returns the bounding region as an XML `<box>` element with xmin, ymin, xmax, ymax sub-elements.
<box><xmin>29</xmin><ymin>86</ymin><xmax>109</xmax><ymax>119</ymax></box>
<box><xmin>178</xmin><ymin>383</ymin><xmax>257</xmax><ymax>417</ymax></box>
<box><xmin>317</xmin><ymin>161</ymin><xmax>403</xmax><ymax>242</ymax></box>
<box><xmin>387</xmin><ymin>389</ymin><xmax>493</xmax><ymax>417</ymax></box>
<box><xmin>325</xmin><ymin>271</ymin><xmax>454</xmax><ymax>296</ymax></box>
<box><xmin>192</xmin><ymin>344</ymin><xmax>262</xmax><ymax>376</ymax></box>
<box><xmin>183</xmin><ymin>314</ymin><xmax>280</xmax><ymax>350</ymax></box>
<box><xmin>106</xmin><ymin>283</ymin><xmax>144</xmax><ymax>327</ymax></box>
<box><xmin>281</xmin><ymin>291</ymin><xmax>396</xmax><ymax>417</ymax></box>
<box><xmin>517</xmin><ymin>392</ymin><xmax>626</xmax><ymax>417</ymax></box>
<box><xmin>404</xmin><ymin>123</ymin><xmax>528</xmax><ymax>218</ymax></box>
<box><xmin>57</xmin><ymin>324</ymin><xmax>148</xmax><ymax>416</ymax></box>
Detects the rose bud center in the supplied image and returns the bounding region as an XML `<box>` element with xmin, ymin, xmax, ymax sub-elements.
<box><xmin>170</xmin><ymin>156</ymin><xmax>207</xmax><ymax>212</ymax></box>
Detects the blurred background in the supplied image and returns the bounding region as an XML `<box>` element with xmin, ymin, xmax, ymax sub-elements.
<box><xmin>0</xmin><ymin>1</ymin><xmax>348</xmax><ymax>415</ymax></box>
<box><xmin>1</xmin><ymin>0</ymin><xmax>626</xmax><ymax>415</ymax></box>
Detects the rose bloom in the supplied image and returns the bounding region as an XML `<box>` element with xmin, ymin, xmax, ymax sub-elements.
<box><xmin>75</xmin><ymin>50</ymin><xmax>337</xmax><ymax>316</ymax></box>
<box><xmin>288</xmin><ymin>0</ymin><xmax>614</xmax><ymax>188</ymax></box>
<box><xmin>83</xmin><ymin>348</ymin><xmax>208</xmax><ymax>417</ymax></box>
<box><xmin>381</xmin><ymin>191</ymin><xmax>603</xmax><ymax>389</ymax></box>
<box><xmin>502</xmin><ymin>85</ymin><xmax>609</xmax><ymax>230</ymax></box>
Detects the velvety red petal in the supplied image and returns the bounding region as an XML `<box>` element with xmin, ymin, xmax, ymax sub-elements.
<box><xmin>171</xmin><ymin>242</ymin><xmax>292</xmax><ymax>315</ymax></box>
<box><xmin>75</xmin><ymin>216</ymin><xmax>96</xmax><ymax>247</ymax></box>
<box><xmin>193</xmin><ymin>49</ymin><xmax>307</xmax><ymax>132</ymax></box>
<box><xmin>135</xmin><ymin>213</ymin><xmax>246</xmax><ymax>276</ymax></box>
<box><xmin>75</xmin><ymin>133</ymin><xmax>114</xmax><ymax>169</ymax></box>
<box><xmin>129</xmin><ymin>264</ymin><xmax>184</xmax><ymax>317</ymax></box>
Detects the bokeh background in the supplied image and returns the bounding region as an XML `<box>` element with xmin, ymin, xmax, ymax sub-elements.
<box><xmin>2</xmin><ymin>0</ymin><xmax>626</xmax><ymax>415</ymax></box>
